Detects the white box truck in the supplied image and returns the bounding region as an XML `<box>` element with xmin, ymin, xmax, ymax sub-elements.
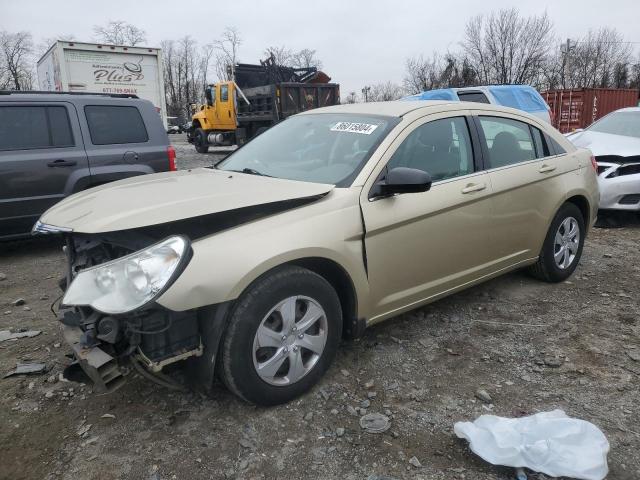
<box><xmin>37</xmin><ymin>40</ymin><xmax>167</xmax><ymax>127</ymax></box>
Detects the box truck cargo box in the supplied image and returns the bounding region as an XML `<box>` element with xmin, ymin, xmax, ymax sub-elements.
<box><xmin>37</xmin><ymin>41</ymin><xmax>167</xmax><ymax>126</ymax></box>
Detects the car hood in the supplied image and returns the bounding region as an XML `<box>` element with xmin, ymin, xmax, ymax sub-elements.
<box><xmin>566</xmin><ymin>130</ymin><xmax>640</xmax><ymax>157</ymax></box>
<box><xmin>40</xmin><ymin>168</ymin><xmax>334</xmax><ymax>234</ymax></box>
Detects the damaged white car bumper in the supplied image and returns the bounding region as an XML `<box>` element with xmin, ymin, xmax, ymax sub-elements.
<box><xmin>597</xmin><ymin>161</ymin><xmax>640</xmax><ymax>211</ymax></box>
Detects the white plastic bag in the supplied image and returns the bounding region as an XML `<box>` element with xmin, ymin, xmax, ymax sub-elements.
<box><xmin>454</xmin><ymin>409</ymin><xmax>609</xmax><ymax>480</ymax></box>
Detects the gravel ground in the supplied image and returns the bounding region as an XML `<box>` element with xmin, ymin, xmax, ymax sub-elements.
<box><xmin>0</xmin><ymin>136</ymin><xmax>639</xmax><ymax>480</ymax></box>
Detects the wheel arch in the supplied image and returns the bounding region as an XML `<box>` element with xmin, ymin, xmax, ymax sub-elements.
<box><xmin>286</xmin><ymin>257</ymin><xmax>359</xmax><ymax>339</ymax></box>
<box><xmin>565</xmin><ymin>194</ymin><xmax>591</xmax><ymax>226</ymax></box>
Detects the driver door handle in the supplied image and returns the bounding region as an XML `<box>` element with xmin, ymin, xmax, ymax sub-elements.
<box><xmin>47</xmin><ymin>159</ymin><xmax>77</xmax><ymax>167</ymax></box>
<box><xmin>539</xmin><ymin>164</ymin><xmax>556</xmax><ymax>173</ymax></box>
<box><xmin>461</xmin><ymin>182</ymin><xmax>486</xmax><ymax>194</ymax></box>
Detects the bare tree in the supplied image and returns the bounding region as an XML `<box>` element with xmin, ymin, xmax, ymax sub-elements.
<box><xmin>0</xmin><ymin>31</ymin><xmax>34</xmax><ymax>90</ymax></box>
<box><xmin>367</xmin><ymin>81</ymin><xmax>404</xmax><ymax>102</ymax></box>
<box><xmin>403</xmin><ymin>54</ymin><xmax>446</xmax><ymax>94</ymax></box>
<box><xmin>343</xmin><ymin>91</ymin><xmax>358</xmax><ymax>104</ymax></box>
<box><xmin>93</xmin><ymin>20</ymin><xmax>147</xmax><ymax>46</ymax></box>
<box><xmin>263</xmin><ymin>45</ymin><xmax>293</xmax><ymax>66</ymax></box>
<box><xmin>213</xmin><ymin>27</ymin><xmax>242</xmax><ymax>81</ymax></box>
<box><xmin>462</xmin><ymin>8</ymin><xmax>554</xmax><ymax>85</ymax></box>
<box><xmin>563</xmin><ymin>28</ymin><xmax>632</xmax><ymax>88</ymax></box>
<box><xmin>290</xmin><ymin>49</ymin><xmax>323</xmax><ymax>69</ymax></box>
<box><xmin>161</xmin><ymin>36</ymin><xmax>206</xmax><ymax>121</ymax></box>
<box><xmin>36</xmin><ymin>34</ymin><xmax>76</xmax><ymax>59</ymax></box>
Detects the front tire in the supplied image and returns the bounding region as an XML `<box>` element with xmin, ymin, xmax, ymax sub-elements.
<box><xmin>219</xmin><ymin>266</ymin><xmax>342</xmax><ymax>405</ymax></box>
<box><xmin>529</xmin><ymin>203</ymin><xmax>585</xmax><ymax>282</ymax></box>
<box><xmin>194</xmin><ymin>128</ymin><xmax>209</xmax><ymax>153</ymax></box>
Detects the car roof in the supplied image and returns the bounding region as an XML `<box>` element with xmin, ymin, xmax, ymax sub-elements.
<box><xmin>613</xmin><ymin>107</ymin><xmax>640</xmax><ymax>113</ymax></box>
<box><xmin>300</xmin><ymin>100</ymin><xmax>539</xmax><ymax>119</ymax></box>
<box><xmin>0</xmin><ymin>91</ymin><xmax>141</xmax><ymax>102</ymax></box>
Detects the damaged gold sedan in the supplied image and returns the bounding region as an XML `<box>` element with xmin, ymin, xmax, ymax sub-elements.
<box><xmin>35</xmin><ymin>101</ymin><xmax>599</xmax><ymax>405</ymax></box>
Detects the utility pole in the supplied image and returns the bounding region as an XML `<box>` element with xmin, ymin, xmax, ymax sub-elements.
<box><xmin>560</xmin><ymin>38</ymin><xmax>575</xmax><ymax>89</ymax></box>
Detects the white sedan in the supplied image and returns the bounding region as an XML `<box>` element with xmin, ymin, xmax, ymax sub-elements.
<box><xmin>567</xmin><ymin>107</ymin><xmax>640</xmax><ymax>211</ymax></box>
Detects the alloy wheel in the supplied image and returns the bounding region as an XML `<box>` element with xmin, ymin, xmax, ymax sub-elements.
<box><xmin>553</xmin><ymin>216</ymin><xmax>580</xmax><ymax>269</ymax></box>
<box><xmin>252</xmin><ymin>296</ymin><xmax>328</xmax><ymax>386</ymax></box>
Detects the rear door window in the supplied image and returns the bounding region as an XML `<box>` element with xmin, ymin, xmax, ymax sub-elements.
<box><xmin>478</xmin><ymin>116</ymin><xmax>536</xmax><ymax>168</ymax></box>
<box><xmin>0</xmin><ymin>105</ymin><xmax>74</xmax><ymax>151</ymax></box>
<box><xmin>84</xmin><ymin>105</ymin><xmax>148</xmax><ymax>145</ymax></box>
<box><xmin>457</xmin><ymin>91</ymin><xmax>490</xmax><ymax>104</ymax></box>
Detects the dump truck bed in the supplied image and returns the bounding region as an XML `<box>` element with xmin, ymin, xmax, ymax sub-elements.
<box><xmin>237</xmin><ymin>83</ymin><xmax>340</xmax><ymax>124</ymax></box>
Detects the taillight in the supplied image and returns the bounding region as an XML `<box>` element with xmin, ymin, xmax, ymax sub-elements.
<box><xmin>590</xmin><ymin>155</ymin><xmax>598</xmax><ymax>172</ymax></box>
<box><xmin>167</xmin><ymin>145</ymin><xmax>176</xmax><ymax>171</ymax></box>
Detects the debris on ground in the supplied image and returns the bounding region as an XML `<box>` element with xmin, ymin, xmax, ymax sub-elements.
<box><xmin>360</xmin><ymin>413</ymin><xmax>391</xmax><ymax>433</ymax></box>
<box><xmin>3</xmin><ymin>362</ymin><xmax>47</xmax><ymax>378</ymax></box>
<box><xmin>0</xmin><ymin>330</ymin><xmax>42</xmax><ymax>342</ymax></box>
<box><xmin>454</xmin><ymin>409</ymin><xmax>609</xmax><ymax>480</ymax></box>
<box><xmin>474</xmin><ymin>388</ymin><xmax>492</xmax><ymax>404</ymax></box>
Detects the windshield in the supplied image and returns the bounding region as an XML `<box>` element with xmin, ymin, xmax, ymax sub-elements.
<box><xmin>217</xmin><ymin>113</ymin><xmax>397</xmax><ymax>185</ymax></box>
<box><xmin>588</xmin><ymin>111</ymin><xmax>640</xmax><ymax>138</ymax></box>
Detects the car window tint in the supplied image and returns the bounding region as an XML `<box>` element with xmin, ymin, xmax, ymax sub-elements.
<box><xmin>0</xmin><ymin>106</ymin><xmax>49</xmax><ymax>151</ymax></box>
<box><xmin>84</xmin><ymin>105</ymin><xmax>148</xmax><ymax>145</ymax></box>
<box><xmin>478</xmin><ymin>116</ymin><xmax>536</xmax><ymax>168</ymax></box>
<box><xmin>387</xmin><ymin>117</ymin><xmax>474</xmax><ymax>182</ymax></box>
<box><xmin>457</xmin><ymin>91</ymin><xmax>490</xmax><ymax>104</ymax></box>
<box><xmin>48</xmin><ymin>106</ymin><xmax>74</xmax><ymax>147</ymax></box>
<box><xmin>220</xmin><ymin>84</ymin><xmax>229</xmax><ymax>102</ymax></box>
<box><xmin>531</xmin><ymin>127</ymin><xmax>550</xmax><ymax>158</ymax></box>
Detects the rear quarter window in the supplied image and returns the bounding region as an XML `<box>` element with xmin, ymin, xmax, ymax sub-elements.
<box><xmin>84</xmin><ymin>105</ymin><xmax>148</xmax><ymax>145</ymax></box>
<box><xmin>546</xmin><ymin>134</ymin><xmax>567</xmax><ymax>156</ymax></box>
<box><xmin>457</xmin><ymin>91</ymin><xmax>490</xmax><ymax>103</ymax></box>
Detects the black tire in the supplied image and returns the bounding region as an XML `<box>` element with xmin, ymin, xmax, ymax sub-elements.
<box><xmin>218</xmin><ymin>266</ymin><xmax>342</xmax><ymax>406</ymax></box>
<box><xmin>529</xmin><ymin>202</ymin><xmax>585</xmax><ymax>283</ymax></box>
<box><xmin>194</xmin><ymin>128</ymin><xmax>209</xmax><ymax>154</ymax></box>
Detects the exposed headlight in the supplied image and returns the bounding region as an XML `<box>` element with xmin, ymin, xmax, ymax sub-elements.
<box><xmin>62</xmin><ymin>236</ymin><xmax>190</xmax><ymax>314</ymax></box>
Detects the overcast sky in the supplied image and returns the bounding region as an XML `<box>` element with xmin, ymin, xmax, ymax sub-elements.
<box><xmin>2</xmin><ymin>0</ymin><xmax>639</xmax><ymax>95</ymax></box>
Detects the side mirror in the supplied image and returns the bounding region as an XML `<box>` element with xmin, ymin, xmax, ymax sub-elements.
<box><xmin>371</xmin><ymin>167</ymin><xmax>432</xmax><ymax>198</ymax></box>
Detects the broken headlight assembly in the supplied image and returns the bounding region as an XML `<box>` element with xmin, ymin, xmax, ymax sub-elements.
<box><xmin>62</xmin><ymin>236</ymin><xmax>190</xmax><ymax>314</ymax></box>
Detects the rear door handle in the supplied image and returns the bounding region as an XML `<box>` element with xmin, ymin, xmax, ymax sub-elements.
<box><xmin>461</xmin><ymin>183</ymin><xmax>486</xmax><ymax>194</ymax></box>
<box><xmin>539</xmin><ymin>164</ymin><xmax>556</xmax><ymax>173</ymax></box>
<box><xmin>47</xmin><ymin>159</ymin><xmax>77</xmax><ymax>167</ymax></box>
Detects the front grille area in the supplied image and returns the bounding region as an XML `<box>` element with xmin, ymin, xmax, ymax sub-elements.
<box><xmin>619</xmin><ymin>194</ymin><xmax>640</xmax><ymax>205</ymax></box>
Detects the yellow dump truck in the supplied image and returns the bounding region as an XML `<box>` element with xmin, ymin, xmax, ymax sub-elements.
<box><xmin>188</xmin><ymin>58</ymin><xmax>339</xmax><ymax>152</ymax></box>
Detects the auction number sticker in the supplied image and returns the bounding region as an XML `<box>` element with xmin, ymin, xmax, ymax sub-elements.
<box><xmin>330</xmin><ymin>122</ymin><xmax>379</xmax><ymax>135</ymax></box>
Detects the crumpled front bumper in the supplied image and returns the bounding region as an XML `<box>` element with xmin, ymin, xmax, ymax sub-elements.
<box><xmin>61</xmin><ymin>323</ymin><xmax>126</xmax><ymax>393</ymax></box>
<box><xmin>597</xmin><ymin>163</ymin><xmax>640</xmax><ymax>211</ymax></box>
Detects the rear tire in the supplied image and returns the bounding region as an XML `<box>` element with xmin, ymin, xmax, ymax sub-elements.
<box><xmin>194</xmin><ymin>128</ymin><xmax>209</xmax><ymax>154</ymax></box>
<box><xmin>529</xmin><ymin>203</ymin><xmax>585</xmax><ymax>283</ymax></box>
<box><xmin>218</xmin><ymin>266</ymin><xmax>342</xmax><ymax>406</ymax></box>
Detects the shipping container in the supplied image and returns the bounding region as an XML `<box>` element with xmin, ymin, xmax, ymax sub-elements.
<box><xmin>541</xmin><ymin>88</ymin><xmax>639</xmax><ymax>133</ymax></box>
<box><xmin>37</xmin><ymin>40</ymin><xmax>167</xmax><ymax>126</ymax></box>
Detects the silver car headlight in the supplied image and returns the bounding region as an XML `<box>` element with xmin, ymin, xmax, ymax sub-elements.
<box><xmin>62</xmin><ymin>236</ymin><xmax>190</xmax><ymax>315</ymax></box>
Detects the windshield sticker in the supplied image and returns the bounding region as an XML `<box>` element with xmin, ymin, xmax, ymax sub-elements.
<box><xmin>330</xmin><ymin>122</ymin><xmax>379</xmax><ymax>135</ymax></box>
